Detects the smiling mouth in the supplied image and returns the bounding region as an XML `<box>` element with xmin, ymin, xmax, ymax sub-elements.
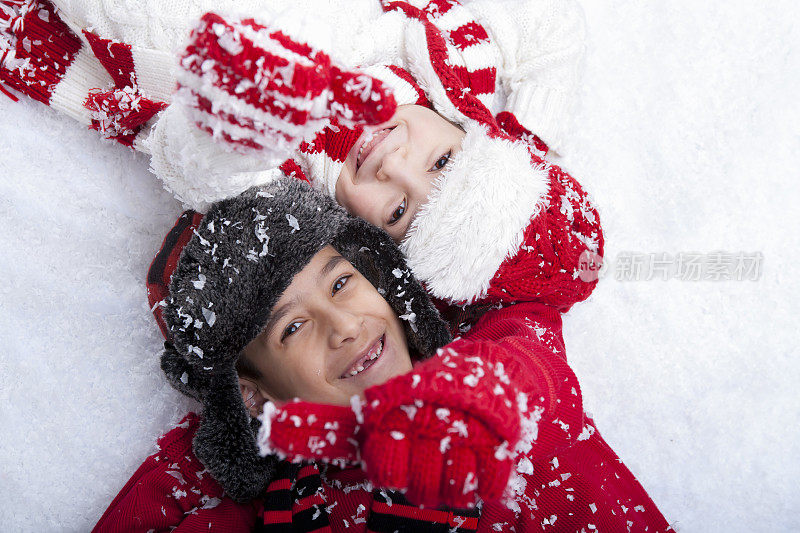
<box><xmin>356</xmin><ymin>128</ymin><xmax>394</xmax><ymax>170</ymax></box>
<box><xmin>341</xmin><ymin>334</ymin><xmax>385</xmax><ymax>379</ymax></box>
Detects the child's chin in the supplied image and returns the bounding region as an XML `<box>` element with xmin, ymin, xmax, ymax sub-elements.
<box><xmin>365</xmin><ymin>358</ymin><xmax>410</xmax><ymax>390</ymax></box>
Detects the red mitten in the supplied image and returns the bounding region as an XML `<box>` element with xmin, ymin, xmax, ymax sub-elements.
<box><xmin>177</xmin><ymin>12</ymin><xmax>396</xmax><ymax>164</ymax></box>
<box><xmin>495</xmin><ymin>111</ymin><xmax>550</xmax><ymax>157</ymax></box>
<box><xmin>0</xmin><ymin>1</ymin><xmax>81</xmax><ymax>104</ymax></box>
<box><xmin>358</xmin><ymin>346</ymin><xmax>524</xmax><ymax>508</ymax></box>
<box><xmin>258</xmin><ymin>343</ymin><xmax>543</xmax><ymax>509</ymax></box>
<box><xmin>257</xmin><ymin>400</ymin><xmax>361</xmax><ymax>467</ymax></box>
<box><xmin>259</xmin><ymin>371</ymin><xmax>518</xmax><ymax>509</ymax></box>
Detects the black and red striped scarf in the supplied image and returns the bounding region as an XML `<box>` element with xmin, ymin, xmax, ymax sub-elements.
<box><xmin>256</xmin><ymin>461</ymin><xmax>481</xmax><ymax>533</ymax></box>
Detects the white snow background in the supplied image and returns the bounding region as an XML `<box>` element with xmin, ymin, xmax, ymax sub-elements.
<box><xmin>1</xmin><ymin>1</ymin><xmax>799</xmax><ymax>531</ymax></box>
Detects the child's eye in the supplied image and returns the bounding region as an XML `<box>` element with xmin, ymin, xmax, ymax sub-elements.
<box><xmin>388</xmin><ymin>198</ymin><xmax>406</xmax><ymax>225</ymax></box>
<box><xmin>332</xmin><ymin>275</ymin><xmax>351</xmax><ymax>295</ymax></box>
<box><xmin>430</xmin><ymin>151</ymin><xmax>451</xmax><ymax>172</ymax></box>
<box><xmin>281</xmin><ymin>321</ymin><xmax>303</xmax><ymax>341</ymax></box>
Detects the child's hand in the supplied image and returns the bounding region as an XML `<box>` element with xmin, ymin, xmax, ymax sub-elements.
<box><xmin>259</xmin><ymin>346</ymin><xmax>523</xmax><ymax>508</ymax></box>
<box><xmin>177</xmin><ymin>12</ymin><xmax>397</xmax><ymax>163</ymax></box>
<box><xmin>257</xmin><ymin>399</ymin><xmax>361</xmax><ymax>466</ymax></box>
<box><xmin>358</xmin><ymin>354</ymin><xmax>520</xmax><ymax>508</ymax></box>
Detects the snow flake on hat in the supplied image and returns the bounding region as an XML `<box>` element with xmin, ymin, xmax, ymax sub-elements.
<box><xmin>286</xmin><ymin>213</ymin><xmax>300</xmax><ymax>232</ymax></box>
<box><xmin>399</xmin><ymin>298</ymin><xmax>417</xmax><ymax>332</ymax></box>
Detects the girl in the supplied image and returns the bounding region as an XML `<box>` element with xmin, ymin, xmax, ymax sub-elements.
<box><xmin>1</xmin><ymin>0</ymin><xmax>600</xmax><ymax>326</ymax></box>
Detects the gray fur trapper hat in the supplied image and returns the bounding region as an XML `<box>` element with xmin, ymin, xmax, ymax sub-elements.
<box><xmin>149</xmin><ymin>177</ymin><xmax>452</xmax><ymax>502</ymax></box>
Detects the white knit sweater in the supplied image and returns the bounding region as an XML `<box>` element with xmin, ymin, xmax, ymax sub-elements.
<box><xmin>6</xmin><ymin>0</ymin><xmax>585</xmax><ymax>210</ymax></box>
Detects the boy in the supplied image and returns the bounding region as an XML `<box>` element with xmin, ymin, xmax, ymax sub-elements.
<box><xmin>96</xmin><ymin>178</ymin><xmax>670</xmax><ymax>531</ymax></box>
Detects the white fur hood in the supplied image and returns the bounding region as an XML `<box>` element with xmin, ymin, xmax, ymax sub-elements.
<box><xmin>400</xmin><ymin>122</ymin><xmax>551</xmax><ymax>304</ymax></box>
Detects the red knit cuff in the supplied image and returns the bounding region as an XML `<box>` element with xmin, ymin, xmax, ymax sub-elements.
<box><xmin>0</xmin><ymin>1</ymin><xmax>81</xmax><ymax>104</ymax></box>
<box><xmin>261</xmin><ymin>401</ymin><xmax>360</xmax><ymax>465</ymax></box>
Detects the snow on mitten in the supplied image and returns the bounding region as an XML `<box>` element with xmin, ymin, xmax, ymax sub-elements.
<box><xmin>177</xmin><ymin>12</ymin><xmax>396</xmax><ymax>166</ymax></box>
<box><xmin>258</xmin><ymin>347</ymin><xmax>523</xmax><ymax>509</ymax></box>
<box><xmin>495</xmin><ymin>110</ymin><xmax>549</xmax><ymax>158</ymax></box>
<box><xmin>0</xmin><ymin>0</ymin><xmax>80</xmax><ymax>103</ymax></box>
<box><xmin>257</xmin><ymin>400</ymin><xmax>361</xmax><ymax>467</ymax></box>
<box><xmin>358</xmin><ymin>346</ymin><xmax>522</xmax><ymax>508</ymax></box>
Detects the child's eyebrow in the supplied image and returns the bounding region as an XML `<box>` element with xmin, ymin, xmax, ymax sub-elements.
<box><xmin>261</xmin><ymin>296</ymin><xmax>299</xmax><ymax>341</ymax></box>
<box><xmin>317</xmin><ymin>254</ymin><xmax>348</xmax><ymax>283</ymax></box>
<box><xmin>259</xmin><ymin>255</ymin><xmax>348</xmax><ymax>341</ymax></box>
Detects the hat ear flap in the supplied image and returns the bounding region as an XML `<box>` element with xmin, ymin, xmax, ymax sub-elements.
<box><xmin>160</xmin><ymin>342</ymin><xmax>210</xmax><ymax>402</ymax></box>
<box><xmin>192</xmin><ymin>367</ymin><xmax>278</xmax><ymax>502</ymax></box>
<box><xmin>333</xmin><ymin>218</ymin><xmax>451</xmax><ymax>358</ymax></box>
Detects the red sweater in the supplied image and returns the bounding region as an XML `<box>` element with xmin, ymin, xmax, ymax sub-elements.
<box><xmin>95</xmin><ymin>303</ymin><xmax>670</xmax><ymax>532</ymax></box>
<box><xmin>465</xmin><ymin>303</ymin><xmax>671</xmax><ymax>532</ymax></box>
<box><xmin>92</xmin><ymin>414</ymin><xmax>258</xmax><ymax>532</ymax></box>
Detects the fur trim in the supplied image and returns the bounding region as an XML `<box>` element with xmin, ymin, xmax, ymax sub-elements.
<box><xmin>192</xmin><ymin>367</ymin><xmax>278</xmax><ymax>503</ymax></box>
<box><xmin>159</xmin><ymin>178</ymin><xmax>450</xmax><ymax>500</ymax></box>
<box><xmin>400</xmin><ymin>122</ymin><xmax>550</xmax><ymax>304</ymax></box>
<box><xmin>144</xmin><ymin>103</ymin><xmax>282</xmax><ymax>211</ymax></box>
<box><xmin>333</xmin><ymin>217</ymin><xmax>452</xmax><ymax>355</ymax></box>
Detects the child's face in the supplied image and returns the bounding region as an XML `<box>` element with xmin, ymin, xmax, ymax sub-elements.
<box><xmin>241</xmin><ymin>246</ymin><xmax>412</xmax><ymax>407</ymax></box>
<box><xmin>335</xmin><ymin>104</ymin><xmax>466</xmax><ymax>242</ymax></box>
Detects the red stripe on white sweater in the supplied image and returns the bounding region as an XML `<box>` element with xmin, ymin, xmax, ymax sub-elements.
<box><xmin>386</xmin><ymin>64</ymin><xmax>428</xmax><ymax>104</ymax></box>
<box><xmin>448</xmin><ymin>20</ymin><xmax>490</xmax><ymax>51</ymax></box>
<box><xmin>420</xmin><ymin>0</ymin><xmax>456</xmax><ymax>19</ymax></box>
<box><xmin>82</xmin><ymin>30</ymin><xmax>135</xmax><ymax>88</ymax></box>
<box><xmin>0</xmin><ymin>0</ymin><xmax>80</xmax><ymax>104</ymax></box>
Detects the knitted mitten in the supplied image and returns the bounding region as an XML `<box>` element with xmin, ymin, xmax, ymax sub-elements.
<box><xmin>176</xmin><ymin>12</ymin><xmax>397</xmax><ymax>166</ymax></box>
<box><xmin>259</xmin><ymin>401</ymin><xmax>361</xmax><ymax>466</ymax></box>
<box><xmin>258</xmin><ymin>346</ymin><xmax>528</xmax><ymax>508</ymax></box>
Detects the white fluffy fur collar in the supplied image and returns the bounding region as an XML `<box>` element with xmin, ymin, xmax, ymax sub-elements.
<box><xmin>400</xmin><ymin>122</ymin><xmax>550</xmax><ymax>304</ymax></box>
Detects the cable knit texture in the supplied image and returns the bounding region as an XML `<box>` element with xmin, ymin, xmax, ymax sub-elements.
<box><xmin>2</xmin><ymin>0</ymin><xmax>585</xmax><ymax>210</ymax></box>
<box><xmin>467</xmin><ymin>0</ymin><xmax>586</xmax><ymax>155</ymax></box>
<box><xmin>1</xmin><ymin>0</ymin><xmax>601</xmax><ymax>311</ymax></box>
<box><xmin>95</xmin><ymin>304</ymin><xmax>672</xmax><ymax>531</ymax></box>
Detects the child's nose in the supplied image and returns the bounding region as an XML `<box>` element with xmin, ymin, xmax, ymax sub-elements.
<box><xmin>376</xmin><ymin>145</ymin><xmax>409</xmax><ymax>182</ymax></box>
<box><xmin>326</xmin><ymin>308</ymin><xmax>363</xmax><ymax>347</ymax></box>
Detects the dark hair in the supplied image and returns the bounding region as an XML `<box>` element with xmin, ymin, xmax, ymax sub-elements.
<box><xmin>235</xmin><ymin>351</ymin><xmax>263</xmax><ymax>381</ymax></box>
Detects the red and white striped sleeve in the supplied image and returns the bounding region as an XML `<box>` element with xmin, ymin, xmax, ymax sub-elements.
<box><xmin>466</xmin><ymin>0</ymin><xmax>587</xmax><ymax>155</ymax></box>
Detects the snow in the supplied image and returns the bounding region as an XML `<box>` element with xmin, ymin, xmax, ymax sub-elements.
<box><xmin>1</xmin><ymin>1</ymin><xmax>799</xmax><ymax>531</ymax></box>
